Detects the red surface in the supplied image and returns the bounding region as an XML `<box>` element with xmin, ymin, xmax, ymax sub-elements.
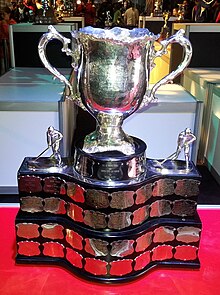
<box><xmin>1</xmin><ymin>207</ymin><xmax>220</xmax><ymax>295</ymax></box>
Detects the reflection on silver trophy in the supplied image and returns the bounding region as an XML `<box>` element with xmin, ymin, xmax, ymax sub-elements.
<box><xmin>38</xmin><ymin>25</ymin><xmax>192</xmax><ymax>156</ymax></box>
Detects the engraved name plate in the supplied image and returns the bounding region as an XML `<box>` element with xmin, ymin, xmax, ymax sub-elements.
<box><xmin>152</xmin><ymin>179</ymin><xmax>175</xmax><ymax>197</ymax></box>
<box><xmin>67</xmin><ymin>182</ymin><xmax>85</xmax><ymax>203</ymax></box>
<box><xmin>85</xmin><ymin>189</ymin><xmax>109</xmax><ymax>208</ymax></box>
<box><xmin>97</xmin><ymin>161</ymin><xmax>123</xmax><ymax>181</ymax></box>
<box><xmin>20</xmin><ymin>196</ymin><xmax>43</xmax><ymax>213</ymax></box>
<box><xmin>43</xmin><ymin>242</ymin><xmax>64</xmax><ymax>257</ymax></box>
<box><xmin>135</xmin><ymin>184</ymin><xmax>152</xmax><ymax>205</ymax></box>
<box><xmin>66</xmin><ymin>229</ymin><xmax>83</xmax><ymax>250</ymax></box>
<box><xmin>18</xmin><ymin>175</ymin><xmax>42</xmax><ymax>193</ymax></box>
<box><xmin>41</xmin><ymin>223</ymin><xmax>64</xmax><ymax>240</ymax></box>
<box><xmin>174</xmin><ymin>245</ymin><xmax>198</xmax><ymax>260</ymax></box>
<box><xmin>110</xmin><ymin>191</ymin><xmax>134</xmax><ymax>209</ymax></box>
<box><xmin>85</xmin><ymin>238</ymin><xmax>109</xmax><ymax>256</ymax></box>
<box><xmin>176</xmin><ymin>226</ymin><xmax>201</xmax><ymax>243</ymax></box>
<box><xmin>44</xmin><ymin>197</ymin><xmax>66</xmax><ymax>214</ymax></box>
<box><xmin>135</xmin><ymin>232</ymin><xmax>153</xmax><ymax>252</ymax></box>
<box><xmin>153</xmin><ymin>226</ymin><xmax>175</xmax><ymax>243</ymax></box>
<box><xmin>66</xmin><ymin>247</ymin><xmax>83</xmax><ymax>268</ymax></box>
<box><xmin>110</xmin><ymin>240</ymin><xmax>134</xmax><ymax>257</ymax></box>
<box><xmin>17</xmin><ymin>241</ymin><xmax>41</xmax><ymax>256</ymax></box>
<box><xmin>43</xmin><ymin>177</ymin><xmax>66</xmax><ymax>194</ymax></box>
<box><xmin>108</xmin><ymin>212</ymin><xmax>132</xmax><ymax>230</ymax></box>
<box><xmin>175</xmin><ymin>179</ymin><xmax>200</xmax><ymax>197</ymax></box>
<box><xmin>172</xmin><ymin>199</ymin><xmax>197</xmax><ymax>216</ymax></box>
<box><xmin>152</xmin><ymin>245</ymin><xmax>173</xmax><ymax>261</ymax></box>
<box><xmin>84</xmin><ymin>210</ymin><xmax>107</xmax><ymax>229</ymax></box>
<box><xmin>16</xmin><ymin>223</ymin><xmax>40</xmax><ymax>239</ymax></box>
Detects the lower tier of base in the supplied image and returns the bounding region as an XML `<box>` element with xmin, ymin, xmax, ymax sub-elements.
<box><xmin>15</xmin><ymin>211</ymin><xmax>202</xmax><ymax>283</ymax></box>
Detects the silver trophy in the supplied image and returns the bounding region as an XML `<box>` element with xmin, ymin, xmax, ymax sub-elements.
<box><xmin>38</xmin><ymin>26</ymin><xmax>192</xmax><ymax>158</ymax></box>
<box><xmin>15</xmin><ymin>26</ymin><xmax>203</xmax><ymax>283</ymax></box>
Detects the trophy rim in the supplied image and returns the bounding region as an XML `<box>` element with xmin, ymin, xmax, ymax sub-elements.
<box><xmin>72</xmin><ymin>26</ymin><xmax>158</xmax><ymax>44</ymax></box>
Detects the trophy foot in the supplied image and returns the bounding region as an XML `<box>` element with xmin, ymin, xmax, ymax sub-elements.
<box><xmin>74</xmin><ymin>137</ymin><xmax>147</xmax><ymax>184</ymax></box>
<box><xmin>83</xmin><ymin>133</ymin><xmax>135</xmax><ymax>156</ymax></box>
<box><xmin>82</xmin><ymin>141</ymin><xmax>135</xmax><ymax>155</ymax></box>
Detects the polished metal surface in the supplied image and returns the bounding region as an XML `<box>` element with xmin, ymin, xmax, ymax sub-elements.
<box><xmin>85</xmin><ymin>238</ymin><xmax>109</xmax><ymax>256</ymax></box>
<box><xmin>175</xmin><ymin>179</ymin><xmax>200</xmax><ymax>196</ymax></box>
<box><xmin>41</xmin><ymin>223</ymin><xmax>64</xmax><ymax>240</ymax></box>
<box><xmin>73</xmin><ymin>137</ymin><xmax>147</xmax><ymax>185</ymax></box>
<box><xmin>132</xmin><ymin>205</ymin><xmax>149</xmax><ymax>225</ymax></box>
<box><xmin>148</xmin><ymin>158</ymin><xmax>196</xmax><ymax>175</ymax></box>
<box><xmin>110</xmin><ymin>191</ymin><xmax>135</xmax><ymax>209</ymax></box>
<box><xmin>43</xmin><ymin>176</ymin><xmax>66</xmax><ymax>194</ymax></box>
<box><xmin>176</xmin><ymin>226</ymin><xmax>201</xmax><ymax>243</ymax></box>
<box><xmin>16</xmin><ymin>223</ymin><xmax>40</xmax><ymax>239</ymax></box>
<box><xmin>44</xmin><ymin>197</ymin><xmax>66</xmax><ymax>214</ymax></box>
<box><xmin>110</xmin><ymin>240</ymin><xmax>135</xmax><ymax>257</ymax></box>
<box><xmin>20</xmin><ymin>196</ymin><xmax>44</xmax><ymax>213</ymax></box>
<box><xmin>135</xmin><ymin>184</ymin><xmax>152</xmax><ymax>204</ymax></box>
<box><xmin>135</xmin><ymin>232</ymin><xmax>153</xmax><ymax>252</ymax></box>
<box><xmin>16</xmin><ymin>218</ymin><xmax>201</xmax><ymax>278</ymax></box>
<box><xmin>172</xmin><ymin>199</ymin><xmax>197</xmax><ymax>216</ymax></box>
<box><xmin>43</xmin><ymin>242</ymin><xmax>65</xmax><ymax>257</ymax></box>
<box><xmin>108</xmin><ymin>211</ymin><xmax>132</xmax><ymax>230</ymax></box>
<box><xmin>153</xmin><ymin>226</ymin><xmax>175</xmax><ymax>243</ymax></box>
<box><xmin>150</xmin><ymin>200</ymin><xmax>172</xmax><ymax>217</ymax></box>
<box><xmin>38</xmin><ymin>25</ymin><xmax>192</xmax><ymax>155</ymax></box>
<box><xmin>84</xmin><ymin>210</ymin><xmax>107</xmax><ymax>229</ymax></box>
<box><xmin>152</xmin><ymin>178</ymin><xmax>175</xmax><ymax>197</ymax></box>
<box><xmin>18</xmin><ymin>175</ymin><xmax>42</xmax><ymax>193</ymax></box>
<box><xmin>17</xmin><ymin>241</ymin><xmax>41</xmax><ymax>256</ymax></box>
<box><xmin>85</xmin><ymin>189</ymin><xmax>109</xmax><ymax>208</ymax></box>
<box><xmin>66</xmin><ymin>229</ymin><xmax>83</xmax><ymax>250</ymax></box>
<box><xmin>27</xmin><ymin>126</ymin><xmax>64</xmax><ymax>167</ymax></box>
<box><xmin>66</xmin><ymin>182</ymin><xmax>85</xmax><ymax>203</ymax></box>
<box><xmin>160</xmin><ymin>128</ymin><xmax>196</xmax><ymax>170</ymax></box>
<box><xmin>152</xmin><ymin>245</ymin><xmax>174</xmax><ymax>261</ymax></box>
<box><xmin>174</xmin><ymin>245</ymin><xmax>198</xmax><ymax>261</ymax></box>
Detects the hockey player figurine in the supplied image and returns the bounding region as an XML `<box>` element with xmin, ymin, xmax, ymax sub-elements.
<box><xmin>161</xmin><ymin>128</ymin><xmax>196</xmax><ymax>170</ymax></box>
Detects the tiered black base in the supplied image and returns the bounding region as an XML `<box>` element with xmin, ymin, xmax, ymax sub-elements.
<box><xmin>15</xmin><ymin>157</ymin><xmax>202</xmax><ymax>283</ymax></box>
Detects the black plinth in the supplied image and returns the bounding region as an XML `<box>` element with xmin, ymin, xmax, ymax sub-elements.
<box><xmin>15</xmin><ymin>157</ymin><xmax>202</xmax><ymax>283</ymax></box>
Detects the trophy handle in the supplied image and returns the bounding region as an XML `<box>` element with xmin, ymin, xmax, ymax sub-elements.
<box><xmin>142</xmin><ymin>29</ymin><xmax>192</xmax><ymax>107</ymax></box>
<box><xmin>38</xmin><ymin>25</ymin><xmax>85</xmax><ymax>109</ymax></box>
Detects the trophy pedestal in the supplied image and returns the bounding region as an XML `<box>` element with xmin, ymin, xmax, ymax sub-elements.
<box><xmin>15</xmin><ymin>153</ymin><xmax>202</xmax><ymax>283</ymax></box>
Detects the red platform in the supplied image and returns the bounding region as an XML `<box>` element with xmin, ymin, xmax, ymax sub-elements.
<box><xmin>0</xmin><ymin>206</ymin><xmax>220</xmax><ymax>295</ymax></box>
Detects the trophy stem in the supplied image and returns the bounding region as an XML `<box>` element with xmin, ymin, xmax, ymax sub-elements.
<box><xmin>82</xmin><ymin>113</ymin><xmax>135</xmax><ymax>155</ymax></box>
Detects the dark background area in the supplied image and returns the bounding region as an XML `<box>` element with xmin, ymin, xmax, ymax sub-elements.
<box><xmin>13</xmin><ymin>32</ymin><xmax>72</xmax><ymax>68</ymax></box>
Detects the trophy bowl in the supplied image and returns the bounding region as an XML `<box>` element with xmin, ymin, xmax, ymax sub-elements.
<box><xmin>76</xmin><ymin>27</ymin><xmax>155</xmax><ymax>155</ymax></box>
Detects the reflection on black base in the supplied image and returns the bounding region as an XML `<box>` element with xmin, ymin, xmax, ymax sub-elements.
<box><xmin>27</xmin><ymin>158</ymin><xmax>67</xmax><ymax>170</ymax></box>
<box><xmin>148</xmin><ymin>159</ymin><xmax>194</xmax><ymax>174</ymax></box>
